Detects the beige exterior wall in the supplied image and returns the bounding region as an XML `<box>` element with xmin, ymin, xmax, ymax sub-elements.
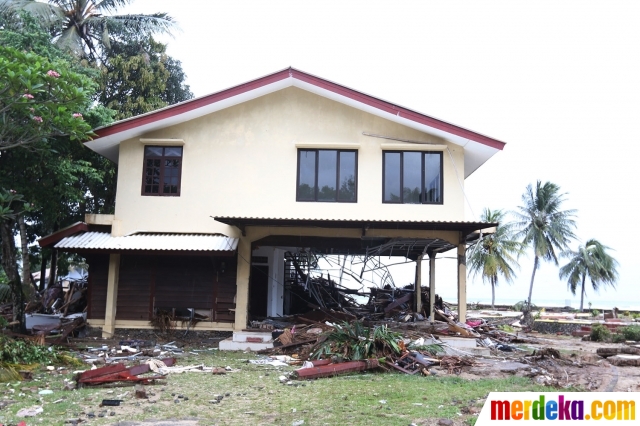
<box><xmin>113</xmin><ymin>87</ymin><xmax>465</xmax><ymax>236</ymax></box>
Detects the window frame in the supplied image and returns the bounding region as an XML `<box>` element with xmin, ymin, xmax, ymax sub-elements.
<box><xmin>296</xmin><ymin>148</ymin><xmax>358</xmax><ymax>203</ymax></box>
<box><xmin>141</xmin><ymin>145</ymin><xmax>183</xmax><ymax>197</ymax></box>
<box><xmin>382</xmin><ymin>150</ymin><xmax>444</xmax><ymax>205</ymax></box>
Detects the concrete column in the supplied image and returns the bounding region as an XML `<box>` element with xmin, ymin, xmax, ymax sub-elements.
<box><xmin>457</xmin><ymin>240</ymin><xmax>467</xmax><ymax>323</ymax></box>
<box><xmin>267</xmin><ymin>248</ymin><xmax>285</xmax><ymax>317</ymax></box>
<box><xmin>429</xmin><ymin>253</ymin><xmax>436</xmax><ymax>323</ymax></box>
<box><xmin>234</xmin><ymin>238</ymin><xmax>251</xmax><ymax>331</ymax></box>
<box><xmin>414</xmin><ymin>254</ymin><xmax>423</xmax><ymax>314</ymax></box>
<box><xmin>102</xmin><ymin>253</ymin><xmax>120</xmax><ymax>338</ymax></box>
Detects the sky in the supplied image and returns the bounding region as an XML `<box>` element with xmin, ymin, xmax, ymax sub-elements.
<box><xmin>121</xmin><ymin>0</ymin><xmax>640</xmax><ymax>309</ymax></box>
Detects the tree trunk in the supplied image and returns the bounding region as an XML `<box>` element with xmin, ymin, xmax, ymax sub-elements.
<box><xmin>17</xmin><ymin>214</ymin><xmax>35</xmax><ymax>297</ymax></box>
<box><xmin>47</xmin><ymin>248</ymin><xmax>58</xmax><ymax>288</ymax></box>
<box><xmin>39</xmin><ymin>251</ymin><xmax>48</xmax><ymax>291</ymax></box>
<box><xmin>491</xmin><ymin>277</ymin><xmax>496</xmax><ymax>310</ymax></box>
<box><xmin>526</xmin><ymin>256</ymin><xmax>539</xmax><ymax>309</ymax></box>
<box><xmin>579</xmin><ymin>274</ymin><xmax>587</xmax><ymax>312</ymax></box>
<box><xmin>0</xmin><ymin>219</ymin><xmax>26</xmax><ymax>333</ymax></box>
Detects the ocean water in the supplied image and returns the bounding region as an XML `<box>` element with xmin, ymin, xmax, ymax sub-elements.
<box><xmin>462</xmin><ymin>297</ymin><xmax>640</xmax><ymax>311</ymax></box>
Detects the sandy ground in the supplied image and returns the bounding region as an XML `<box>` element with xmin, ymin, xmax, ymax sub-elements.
<box><xmin>450</xmin><ymin>332</ymin><xmax>640</xmax><ymax>393</ymax></box>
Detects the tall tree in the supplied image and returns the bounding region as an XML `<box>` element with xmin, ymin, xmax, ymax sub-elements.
<box><xmin>467</xmin><ymin>208</ymin><xmax>523</xmax><ymax>309</ymax></box>
<box><xmin>0</xmin><ymin>0</ymin><xmax>175</xmax><ymax>60</ymax></box>
<box><xmin>559</xmin><ymin>239</ymin><xmax>618</xmax><ymax>311</ymax></box>
<box><xmin>514</xmin><ymin>181</ymin><xmax>577</xmax><ymax>311</ymax></box>
<box><xmin>98</xmin><ymin>36</ymin><xmax>193</xmax><ymax>120</ymax></box>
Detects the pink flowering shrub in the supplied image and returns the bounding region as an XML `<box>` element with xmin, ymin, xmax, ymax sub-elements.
<box><xmin>32</xmin><ymin>116</ymin><xmax>43</xmax><ymax>123</ymax></box>
<box><xmin>46</xmin><ymin>70</ymin><xmax>61</xmax><ymax>78</ymax></box>
<box><xmin>23</xmin><ymin>93</ymin><xmax>34</xmax><ymax>99</ymax></box>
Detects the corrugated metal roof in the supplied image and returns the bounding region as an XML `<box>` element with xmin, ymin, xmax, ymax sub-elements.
<box><xmin>54</xmin><ymin>232</ymin><xmax>238</xmax><ymax>252</ymax></box>
<box><xmin>214</xmin><ymin>216</ymin><xmax>495</xmax><ymax>225</ymax></box>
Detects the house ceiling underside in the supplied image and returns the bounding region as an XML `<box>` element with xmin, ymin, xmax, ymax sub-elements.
<box><xmin>253</xmin><ymin>236</ymin><xmax>454</xmax><ymax>260</ymax></box>
<box><xmin>218</xmin><ymin>216</ymin><xmax>496</xmax><ymax>260</ymax></box>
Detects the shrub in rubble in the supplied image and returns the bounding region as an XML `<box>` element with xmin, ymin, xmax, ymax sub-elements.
<box><xmin>620</xmin><ymin>325</ymin><xmax>640</xmax><ymax>342</ymax></box>
<box><xmin>611</xmin><ymin>333</ymin><xmax>626</xmax><ymax>343</ymax></box>
<box><xmin>312</xmin><ymin>321</ymin><xmax>402</xmax><ymax>361</ymax></box>
<box><xmin>589</xmin><ymin>324</ymin><xmax>610</xmax><ymax>342</ymax></box>
<box><xmin>0</xmin><ymin>335</ymin><xmax>59</xmax><ymax>364</ymax></box>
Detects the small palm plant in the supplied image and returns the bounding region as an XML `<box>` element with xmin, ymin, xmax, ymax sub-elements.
<box><xmin>467</xmin><ymin>208</ymin><xmax>523</xmax><ymax>309</ymax></box>
<box><xmin>560</xmin><ymin>239</ymin><xmax>618</xmax><ymax>311</ymax></box>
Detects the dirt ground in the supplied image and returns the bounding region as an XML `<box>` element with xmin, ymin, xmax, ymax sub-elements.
<box><xmin>453</xmin><ymin>331</ymin><xmax>640</xmax><ymax>392</ymax></box>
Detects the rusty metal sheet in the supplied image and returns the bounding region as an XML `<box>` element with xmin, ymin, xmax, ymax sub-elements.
<box><xmin>293</xmin><ymin>359</ymin><xmax>380</xmax><ymax>379</ymax></box>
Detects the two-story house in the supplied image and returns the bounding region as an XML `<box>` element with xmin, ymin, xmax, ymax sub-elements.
<box><xmin>39</xmin><ymin>68</ymin><xmax>505</xmax><ymax>339</ymax></box>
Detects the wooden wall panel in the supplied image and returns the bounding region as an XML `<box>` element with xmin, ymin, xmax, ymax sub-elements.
<box><xmin>87</xmin><ymin>255</ymin><xmax>109</xmax><ymax>319</ymax></box>
<box><xmin>116</xmin><ymin>255</ymin><xmax>153</xmax><ymax>320</ymax></box>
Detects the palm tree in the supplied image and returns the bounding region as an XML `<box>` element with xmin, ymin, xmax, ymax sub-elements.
<box><xmin>559</xmin><ymin>239</ymin><xmax>618</xmax><ymax>312</ymax></box>
<box><xmin>467</xmin><ymin>208</ymin><xmax>523</xmax><ymax>309</ymax></box>
<box><xmin>514</xmin><ymin>181</ymin><xmax>577</xmax><ymax>309</ymax></box>
<box><xmin>1</xmin><ymin>0</ymin><xmax>175</xmax><ymax>60</ymax></box>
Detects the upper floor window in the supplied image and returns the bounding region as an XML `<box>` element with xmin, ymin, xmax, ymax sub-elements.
<box><xmin>383</xmin><ymin>151</ymin><xmax>443</xmax><ymax>204</ymax></box>
<box><xmin>142</xmin><ymin>146</ymin><xmax>182</xmax><ymax>196</ymax></box>
<box><xmin>297</xmin><ymin>149</ymin><xmax>357</xmax><ymax>202</ymax></box>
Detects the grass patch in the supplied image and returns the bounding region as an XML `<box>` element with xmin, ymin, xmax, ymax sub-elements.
<box><xmin>0</xmin><ymin>349</ymin><xmax>554</xmax><ymax>425</ymax></box>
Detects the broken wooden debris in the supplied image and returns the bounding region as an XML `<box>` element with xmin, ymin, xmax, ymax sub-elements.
<box><xmin>76</xmin><ymin>357</ymin><xmax>175</xmax><ymax>386</ymax></box>
<box><xmin>293</xmin><ymin>359</ymin><xmax>381</xmax><ymax>379</ymax></box>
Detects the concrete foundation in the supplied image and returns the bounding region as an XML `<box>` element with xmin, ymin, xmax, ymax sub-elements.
<box><xmin>218</xmin><ymin>330</ymin><xmax>274</xmax><ymax>351</ymax></box>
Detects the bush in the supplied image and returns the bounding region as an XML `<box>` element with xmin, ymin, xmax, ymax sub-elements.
<box><xmin>591</xmin><ymin>309</ymin><xmax>600</xmax><ymax>318</ymax></box>
<box><xmin>612</xmin><ymin>334</ymin><xmax>626</xmax><ymax>343</ymax></box>
<box><xmin>513</xmin><ymin>300</ymin><xmax>537</xmax><ymax>312</ymax></box>
<box><xmin>620</xmin><ymin>325</ymin><xmax>640</xmax><ymax>342</ymax></box>
<box><xmin>590</xmin><ymin>324</ymin><xmax>610</xmax><ymax>342</ymax></box>
<box><xmin>0</xmin><ymin>336</ymin><xmax>58</xmax><ymax>365</ymax></box>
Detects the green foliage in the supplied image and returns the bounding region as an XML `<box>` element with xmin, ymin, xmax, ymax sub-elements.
<box><xmin>2</xmin><ymin>0</ymin><xmax>175</xmax><ymax>60</ymax></box>
<box><xmin>632</xmin><ymin>313</ymin><xmax>640</xmax><ymax>320</ymax></box>
<box><xmin>619</xmin><ymin>325</ymin><xmax>640</xmax><ymax>341</ymax></box>
<box><xmin>0</xmin><ymin>335</ymin><xmax>58</xmax><ymax>364</ymax></box>
<box><xmin>467</xmin><ymin>208</ymin><xmax>524</xmax><ymax>308</ymax></box>
<box><xmin>590</xmin><ymin>324</ymin><xmax>610</xmax><ymax>342</ymax></box>
<box><xmin>560</xmin><ymin>239</ymin><xmax>618</xmax><ymax>311</ymax></box>
<box><xmin>514</xmin><ymin>181</ymin><xmax>577</xmax><ymax>307</ymax></box>
<box><xmin>98</xmin><ymin>36</ymin><xmax>193</xmax><ymax>120</ymax></box>
<box><xmin>623</xmin><ymin>311</ymin><xmax>631</xmax><ymax>318</ymax></box>
<box><xmin>0</xmin><ymin>46</ymin><xmax>95</xmax><ymax>150</ymax></box>
<box><xmin>513</xmin><ymin>300</ymin><xmax>537</xmax><ymax>312</ymax></box>
<box><xmin>312</xmin><ymin>322</ymin><xmax>402</xmax><ymax>361</ymax></box>
<box><xmin>498</xmin><ymin>324</ymin><xmax>514</xmax><ymax>332</ymax></box>
<box><xmin>611</xmin><ymin>333</ymin><xmax>626</xmax><ymax>343</ymax></box>
<box><xmin>0</xmin><ymin>316</ymin><xmax>7</xmax><ymax>328</ymax></box>
<box><xmin>591</xmin><ymin>309</ymin><xmax>600</xmax><ymax>318</ymax></box>
<box><xmin>408</xmin><ymin>344</ymin><xmax>445</xmax><ymax>356</ymax></box>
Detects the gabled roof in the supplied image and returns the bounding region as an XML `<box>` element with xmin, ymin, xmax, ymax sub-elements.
<box><xmin>86</xmin><ymin>67</ymin><xmax>506</xmax><ymax>177</ymax></box>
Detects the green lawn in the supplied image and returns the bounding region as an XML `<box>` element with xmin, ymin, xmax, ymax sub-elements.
<box><xmin>0</xmin><ymin>350</ymin><xmax>551</xmax><ymax>425</ymax></box>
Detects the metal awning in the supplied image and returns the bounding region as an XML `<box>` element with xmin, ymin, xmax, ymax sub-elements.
<box><xmin>214</xmin><ymin>216</ymin><xmax>496</xmax><ymax>236</ymax></box>
<box><xmin>53</xmin><ymin>232</ymin><xmax>238</xmax><ymax>252</ymax></box>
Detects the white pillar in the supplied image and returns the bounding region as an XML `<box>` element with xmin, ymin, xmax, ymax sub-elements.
<box><xmin>267</xmin><ymin>248</ymin><xmax>285</xmax><ymax>317</ymax></box>
<box><xmin>429</xmin><ymin>254</ymin><xmax>436</xmax><ymax>323</ymax></box>
<box><xmin>234</xmin><ymin>238</ymin><xmax>251</xmax><ymax>331</ymax></box>
<box><xmin>457</xmin><ymin>240</ymin><xmax>467</xmax><ymax>323</ymax></box>
<box><xmin>102</xmin><ymin>253</ymin><xmax>120</xmax><ymax>338</ymax></box>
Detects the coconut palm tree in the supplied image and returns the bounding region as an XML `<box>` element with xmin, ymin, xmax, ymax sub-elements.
<box><xmin>514</xmin><ymin>181</ymin><xmax>577</xmax><ymax>309</ymax></box>
<box><xmin>559</xmin><ymin>239</ymin><xmax>618</xmax><ymax>312</ymax></box>
<box><xmin>0</xmin><ymin>0</ymin><xmax>175</xmax><ymax>60</ymax></box>
<box><xmin>467</xmin><ymin>208</ymin><xmax>523</xmax><ymax>309</ymax></box>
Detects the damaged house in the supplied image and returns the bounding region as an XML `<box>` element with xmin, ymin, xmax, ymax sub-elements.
<box><xmin>38</xmin><ymin>68</ymin><xmax>504</xmax><ymax>339</ymax></box>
